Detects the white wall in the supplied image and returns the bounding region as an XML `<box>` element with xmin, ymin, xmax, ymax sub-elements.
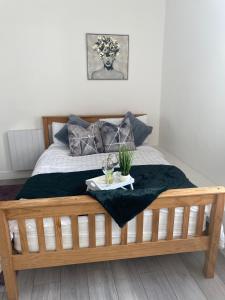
<box><xmin>160</xmin><ymin>0</ymin><xmax>225</xmax><ymax>185</ymax></box>
<box><xmin>0</xmin><ymin>0</ymin><xmax>166</xmax><ymax>179</ymax></box>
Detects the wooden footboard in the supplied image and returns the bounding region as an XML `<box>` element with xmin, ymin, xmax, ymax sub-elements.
<box><xmin>0</xmin><ymin>187</ymin><xmax>224</xmax><ymax>300</ymax></box>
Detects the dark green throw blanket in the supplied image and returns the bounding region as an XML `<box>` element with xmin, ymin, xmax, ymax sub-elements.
<box><xmin>16</xmin><ymin>165</ymin><xmax>195</xmax><ymax>227</ymax></box>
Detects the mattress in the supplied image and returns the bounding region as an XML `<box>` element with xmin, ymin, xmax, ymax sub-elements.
<box><xmin>32</xmin><ymin>144</ymin><xmax>170</xmax><ymax>176</ymax></box>
<box><xmin>10</xmin><ymin>144</ymin><xmax>209</xmax><ymax>252</ymax></box>
<box><xmin>9</xmin><ymin>207</ymin><xmax>203</xmax><ymax>252</ymax></box>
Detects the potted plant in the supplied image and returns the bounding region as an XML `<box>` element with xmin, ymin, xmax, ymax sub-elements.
<box><xmin>118</xmin><ymin>146</ymin><xmax>133</xmax><ymax>181</ymax></box>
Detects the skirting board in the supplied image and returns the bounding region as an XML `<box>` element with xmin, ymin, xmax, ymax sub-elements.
<box><xmin>0</xmin><ymin>170</ymin><xmax>31</xmax><ymax>180</ymax></box>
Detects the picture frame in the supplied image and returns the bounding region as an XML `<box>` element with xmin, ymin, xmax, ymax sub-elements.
<box><xmin>86</xmin><ymin>33</ymin><xmax>129</xmax><ymax>80</ymax></box>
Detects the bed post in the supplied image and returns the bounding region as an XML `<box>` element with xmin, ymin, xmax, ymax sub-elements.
<box><xmin>0</xmin><ymin>210</ymin><xmax>18</xmax><ymax>300</ymax></box>
<box><xmin>203</xmin><ymin>193</ymin><xmax>225</xmax><ymax>278</ymax></box>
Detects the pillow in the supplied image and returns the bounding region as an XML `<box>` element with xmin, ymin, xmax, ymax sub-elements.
<box><xmin>125</xmin><ymin>112</ymin><xmax>153</xmax><ymax>146</ymax></box>
<box><xmin>55</xmin><ymin>115</ymin><xmax>90</xmax><ymax>145</ymax></box>
<box><xmin>52</xmin><ymin>122</ymin><xmax>66</xmax><ymax>145</ymax></box>
<box><xmin>68</xmin><ymin>122</ymin><xmax>103</xmax><ymax>156</ymax></box>
<box><xmin>100</xmin><ymin>117</ymin><xmax>123</xmax><ymax>125</ymax></box>
<box><xmin>100</xmin><ymin>117</ymin><xmax>136</xmax><ymax>153</ymax></box>
<box><xmin>100</xmin><ymin>115</ymin><xmax>148</xmax><ymax>125</ymax></box>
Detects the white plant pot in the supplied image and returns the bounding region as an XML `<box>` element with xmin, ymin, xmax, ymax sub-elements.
<box><xmin>120</xmin><ymin>174</ymin><xmax>130</xmax><ymax>182</ymax></box>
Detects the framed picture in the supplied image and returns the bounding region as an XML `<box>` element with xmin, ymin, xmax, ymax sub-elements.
<box><xmin>86</xmin><ymin>33</ymin><xmax>129</xmax><ymax>80</ymax></box>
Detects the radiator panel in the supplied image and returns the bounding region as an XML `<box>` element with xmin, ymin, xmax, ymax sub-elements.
<box><xmin>8</xmin><ymin>129</ymin><xmax>45</xmax><ymax>171</ymax></box>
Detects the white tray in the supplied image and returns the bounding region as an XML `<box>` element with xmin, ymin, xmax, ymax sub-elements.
<box><xmin>86</xmin><ymin>172</ymin><xmax>134</xmax><ymax>191</ymax></box>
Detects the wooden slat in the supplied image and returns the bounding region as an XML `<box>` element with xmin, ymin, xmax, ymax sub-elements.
<box><xmin>182</xmin><ymin>207</ymin><xmax>190</xmax><ymax>239</ymax></box>
<box><xmin>152</xmin><ymin>209</ymin><xmax>159</xmax><ymax>242</ymax></box>
<box><xmin>17</xmin><ymin>219</ymin><xmax>29</xmax><ymax>254</ymax></box>
<box><xmin>136</xmin><ymin>212</ymin><xmax>144</xmax><ymax>243</ymax></box>
<box><xmin>54</xmin><ymin>217</ymin><xmax>63</xmax><ymax>251</ymax></box>
<box><xmin>105</xmin><ymin>214</ymin><xmax>112</xmax><ymax>246</ymax></box>
<box><xmin>71</xmin><ymin>215</ymin><xmax>79</xmax><ymax>249</ymax></box>
<box><xmin>13</xmin><ymin>236</ymin><xmax>210</xmax><ymax>271</ymax></box>
<box><xmin>88</xmin><ymin>215</ymin><xmax>96</xmax><ymax>248</ymax></box>
<box><xmin>167</xmin><ymin>208</ymin><xmax>175</xmax><ymax>240</ymax></box>
<box><xmin>121</xmin><ymin>225</ymin><xmax>128</xmax><ymax>245</ymax></box>
<box><xmin>196</xmin><ymin>205</ymin><xmax>205</xmax><ymax>236</ymax></box>
<box><xmin>36</xmin><ymin>218</ymin><xmax>46</xmax><ymax>253</ymax></box>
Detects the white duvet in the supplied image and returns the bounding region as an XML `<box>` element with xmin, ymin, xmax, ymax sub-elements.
<box><xmin>8</xmin><ymin>144</ymin><xmax>216</xmax><ymax>253</ymax></box>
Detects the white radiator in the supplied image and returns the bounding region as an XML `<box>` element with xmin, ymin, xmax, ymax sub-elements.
<box><xmin>8</xmin><ymin>129</ymin><xmax>45</xmax><ymax>171</ymax></box>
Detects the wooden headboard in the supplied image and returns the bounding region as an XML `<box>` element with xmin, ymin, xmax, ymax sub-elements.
<box><xmin>42</xmin><ymin>114</ymin><xmax>144</xmax><ymax>149</ymax></box>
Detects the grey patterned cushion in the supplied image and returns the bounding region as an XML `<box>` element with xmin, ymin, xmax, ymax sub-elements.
<box><xmin>125</xmin><ymin>112</ymin><xmax>153</xmax><ymax>146</ymax></box>
<box><xmin>68</xmin><ymin>122</ymin><xmax>103</xmax><ymax>156</ymax></box>
<box><xmin>100</xmin><ymin>117</ymin><xmax>136</xmax><ymax>153</ymax></box>
<box><xmin>55</xmin><ymin>115</ymin><xmax>90</xmax><ymax>145</ymax></box>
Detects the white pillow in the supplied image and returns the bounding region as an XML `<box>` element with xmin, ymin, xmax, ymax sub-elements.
<box><xmin>99</xmin><ymin>117</ymin><xmax>123</xmax><ymax>125</ymax></box>
<box><xmin>52</xmin><ymin>122</ymin><xmax>66</xmax><ymax>145</ymax></box>
<box><xmin>100</xmin><ymin>115</ymin><xmax>148</xmax><ymax>125</ymax></box>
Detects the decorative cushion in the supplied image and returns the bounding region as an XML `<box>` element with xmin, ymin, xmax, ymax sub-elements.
<box><xmin>68</xmin><ymin>122</ymin><xmax>103</xmax><ymax>156</ymax></box>
<box><xmin>125</xmin><ymin>112</ymin><xmax>153</xmax><ymax>146</ymax></box>
<box><xmin>52</xmin><ymin>122</ymin><xmax>66</xmax><ymax>145</ymax></box>
<box><xmin>55</xmin><ymin>115</ymin><xmax>90</xmax><ymax>145</ymax></box>
<box><xmin>100</xmin><ymin>117</ymin><xmax>136</xmax><ymax>153</ymax></box>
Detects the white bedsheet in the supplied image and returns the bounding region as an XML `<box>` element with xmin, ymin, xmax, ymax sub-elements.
<box><xmin>8</xmin><ymin>144</ymin><xmax>213</xmax><ymax>253</ymax></box>
<box><xmin>32</xmin><ymin>144</ymin><xmax>170</xmax><ymax>176</ymax></box>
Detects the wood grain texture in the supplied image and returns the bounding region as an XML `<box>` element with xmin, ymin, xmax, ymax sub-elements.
<box><xmin>181</xmin><ymin>252</ymin><xmax>225</xmax><ymax>300</ymax></box>
<box><xmin>158</xmin><ymin>254</ymin><xmax>206</xmax><ymax>300</ymax></box>
<box><xmin>105</xmin><ymin>214</ymin><xmax>112</xmax><ymax>246</ymax></box>
<box><xmin>196</xmin><ymin>205</ymin><xmax>205</xmax><ymax>236</ymax></box>
<box><xmin>17</xmin><ymin>269</ymin><xmax>35</xmax><ymax>300</ymax></box>
<box><xmin>136</xmin><ymin>212</ymin><xmax>144</xmax><ymax>243</ymax></box>
<box><xmin>140</xmin><ymin>270</ymin><xmax>177</xmax><ymax>300</ymax></box>
<box><xmin>0</xmin><ymin>211</ymin><xmax>18</xmax><ymax>300</ymax></box>
<box><xmin>31</xmin><ymin>282</ymin><xmax>60</xmax><ymax>300</ymax></box>
<box><xmin>167</xmin><ymin>208</ymin><xmax>175</xmax><ymax>240</ymax></box>
<box><xmin>88</xmin><ymin>215</ymin><xmax>96</xmax><ymax>248</ymax></box>
<box><xmin>2</xmin><ymin>188</ymin><xmax>224</xmax><ymax>213</ymax></box>
<box><xmin>71</xmin><ymin>215</ymin><xmax>79</xmax><ymax>249</ymax></box>
<box><xmin>182</xmin><ymin>207</ymin><xmax>190</xmax><ymax>239</ymax></box>
<box><xmin>111</xmin><ymin>259</ymin><xmax>148</xmax><ymax>300</ymax></box>
<box><xmin>61</xmin><ymin>264</ymin><xmax>89</xmax><ymax>300</ymax></box>
<box><xmin>121</xmin><ymin>225</ymin><xmax>128</xmax><ymax>245</ymax></box>
<box><xmin>13</xmin><ymin>237</ymin><xmax>209</xmax><ymax>270</ymax></box>
<box><xmin>18</xmin><ymin>219</ymin><xmax>29</xmax><ymax>254</ymax></box>
<box><xmin>88</xmin><ymin>268</ymin><xmax>118</xmax><ymax>300</ymax></box>
<box><xmin>152</xmin><ymin>209</ymin><xmax>159</xmax><ymax>242</ymax></box>
<box><xmin>36</xmin><ymin>218</ymin><xmax>45</xmax><ymax>253</ymax></box>
<box><xmin>54</xmin><ymin>217</ymin><xmax>63</xmax><ymax>251</ymax></box>
<box><xmin>204</xmin><ymin>194</ymin><xmax>225</xmax><ymax>278</ymax></box>
<box><xmin>2</xmin><ymin>252</ymin><xmax>225</xmax><ymax>300</ymax></box>
<box><xmin>0</xmin><ymin>173</ymin><xmax>224</xmax><ymax>300</ymax></box>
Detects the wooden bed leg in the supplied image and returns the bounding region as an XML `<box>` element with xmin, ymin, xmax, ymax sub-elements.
<box><xmin>1</xmin><ymin>258</ymin><xmax>18</xmax><ymax>300</ymax></box>
<box><xmin>0</xmin><ymin>211</ymin><xmax>18</xmax><ymax>300</ymax></box>
<box><xmin>203</xmin><ymin>194</ymin><xmax>225</xmax><ymax>278</ymax></box>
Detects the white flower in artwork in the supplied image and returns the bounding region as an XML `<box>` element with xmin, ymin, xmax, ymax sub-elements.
<box><xmin>93</xmin><ymin>35</ymin><xmax>120</xmax><ymax>58</ymax></box>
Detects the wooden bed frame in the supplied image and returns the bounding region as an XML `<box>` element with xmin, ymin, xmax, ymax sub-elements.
<box><xmin>0</xmin><ymin>114</ymin><xmax>224</xmax><ymax>300</ymax></box>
